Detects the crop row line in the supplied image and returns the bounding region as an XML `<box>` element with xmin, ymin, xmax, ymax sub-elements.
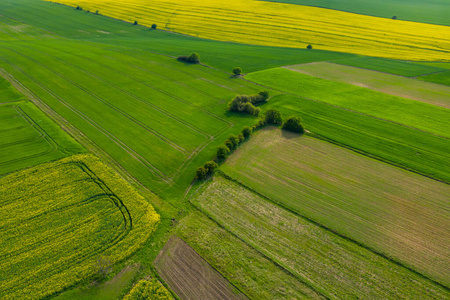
<box><xmin>0</xmin><ymin>53</ymin><xmax>171</xmax><ymax>183</ymax></box>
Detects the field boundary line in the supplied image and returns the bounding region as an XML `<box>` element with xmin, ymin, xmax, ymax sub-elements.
<box><xmin>217</xmin><ymin>170</ymin><xmax>450</xmax><ymax>290</ymax></box>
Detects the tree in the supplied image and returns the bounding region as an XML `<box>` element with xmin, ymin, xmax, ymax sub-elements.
<box><xmin>232</xmin><ymin>67</ymin><xmax>242</xmax><ymax>76</ymax></box>
<box><xmin>151</xmin><ymin>24</ymin><xmax>157</xmax><ymax>29</ymax></box>
<box><xmin>242</xmin><ymin>126</ymin><xmax>252</xmax><ymax>138</ymax></box>
<box><xmin>204</xmin><ymin>161</ymin><xmax>218</xmax><ymax>175</ymax></box>
<box><xmin>196</xmin><ymin>166</ymin><xmax>208</xmax><ymax>180</ymax></box>
<box><xmin>253</xmin><ymin>107</ymin><xmax>261</xmax><ymax>116</ymax></box>
<box><xmin>258</xmin><ymin>90</ymin><xmax>269</xmax><ymax>101</ymax></box>
<box><xmin>265</xmin><ymin>108</ymin><xmax>282</xmax><ymax>124</ymax></box>
<box><xmin>225</xmin><ymin>139</ymin><xmax>234</xmax><ymax>150</ymax></box>
<box><xmin>95</xmin><ymin>10</ymin><xmax>99</xmax><ymax>15</ymax></box>
<box><xmin>133</xmin><ymin>20</ymin><xmax>138</xmax><ymax>25</ymax></box>
<box><xmin>243</xmin><ymin>102</ymin><xmax>255</xmax><ymax>115</ymax></box>
<box><xmin>282</xmin><ymin>116</ymin><xmax>305</xmax><ymax>133</ymax></box>
<box><xmin>307</xmin><ymin>44</ymin><xmax>313</xmax><ymax>49</ymax></box>
<box><xmin>229</xmin><ymin>134</ymin><xmax>240</xmax><ymax>148</ymax></box>
<box><xmin>217</xmin><ymin>145</ymin><xmax>230</xmax><ymax>159</ymax></box>
<box><xmin>187</xmin><ymin>53</ymin><xmax>200</xmax><ymax>64</ymax></box>
<box><xmin>392</xmin><ymin>16</ymin><xmax>397</xmax><ymax>20</ymax></box>
<box><xmin>238</xmin><ymin>133</ymin><xmax>245</xmax><ymax>143</ymax></box>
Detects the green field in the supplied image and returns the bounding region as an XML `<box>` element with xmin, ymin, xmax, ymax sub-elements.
<box><xmin>246</xmin><ymin>68</ymin><xmax>450</xmax><ymax>137</ymax></box>
<box><xmin>418</xmin><ymin>71</ymin><xmax>450</xmax><ymax>86</ymax></box>
<box><xmin>0</xmin><ymin>101</ymin><xmax>85</xmax><ymax>175</ymax></box>
<box><xmin>261</xmin><ymin>0</ymin><xmax>450</xmax><ymax>26</ymax></box>
<box><xmin>176</xmin><ymin>211</ymin><xmax>322</xmax><ymax>299</ymax></box>
<box><xmin>221</xmin><ymin>128</ymin><xmax>450</xmax><ymax>286</ymax></box>
<box><xmin>193</xmin><ymin>175</ymin><xmax>449</xmax><ymax>299</ymax></box>
<box><xmin>285</xmin><ymin>62</ymin><xmax>450</xmax><ymax>108</ymax></box>
<box><xmin>332</xmin><ymin>56</ymin><xmax>447</xmax><ymax>77</ymax></box>
<box><xmin>0</xmin><ymin>154</ymin><xmax>160</xmax><ymax>300</ymax></box>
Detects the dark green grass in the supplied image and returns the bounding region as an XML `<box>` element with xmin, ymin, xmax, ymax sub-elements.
<box><xmin>0</xmin><ymin>0</ymin><xmax>355</xmax><ymax>73</ymax></box>
<box><xmin>261</xmin><ymin>0</ymin><xmax>450</xmax><ymax>26</ymax></box>
<box><xmin>246</xmin><ymin>68</ymin><xmax>450</xmax><ymax>138</ymax></box>
<box><xmin>0</xmin><ymin>101</ymin><xmax>85</xmax><ymax>176</ymax></box>
<box><xmin>418</xmin><ymin>71</ymin><xmax>450</xmax><ymax>86</ymax></box>
<box><xmin>331</xmin><ymin>56</ymin><xmax>447</xmax><ymax>77</ymax></box>
<box><xmin>256</xmin><ymin>94</ymin><xmax>450</xmax><ymax>183</ymax></box>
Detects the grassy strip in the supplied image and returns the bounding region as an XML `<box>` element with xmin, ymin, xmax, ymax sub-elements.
<box><xmin>246</xmin><ymin>68</ymin><xmax>450</xmax><ymax>137</ymax></box>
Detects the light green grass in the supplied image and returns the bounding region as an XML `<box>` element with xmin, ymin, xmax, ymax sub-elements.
<box><xmin>285</xmin><ymin>62</ymin><xmax>450</xmax><ymax>108</ymax></box>
<box><xmin>194</xmin><ymin>175</ymin><xmax>450</xmax><ymax>298</ymax></box>
<box><xmin>0</xmin><ymin>75</ymin><xmax>26</xmax><ymax>102</ymax></box>
<box><xmin>331</xmin><ymin>56</ymin><xmax>446</xmax><ymax>77</ymax></box>
<box><xmin>221</xmin><ymin>128</ymin><xmax>450</xmax><ymax>287</ymax></box>
<box><xmin>0</xmin><ymin>154</ymin><xmax>160</xmax><ymax>300</ymax></box>
<box><xmin>261</xmin><ymin>0</ymin><xmax>450</xmax><ymax>26</ymax></box>
<box><xmin>0</xmin><ymin>101</ymin><xmax>85</xmax><ymax>175</ymax></box>
<box><xmin>176</xmin><ymin>211</ymin><xmax>322</xmax><ymax>299</ymax></box>
<box><xmin>246</xmin><ymin>68</ymin><xmax>450</xmax><ymax>137</ymax></box>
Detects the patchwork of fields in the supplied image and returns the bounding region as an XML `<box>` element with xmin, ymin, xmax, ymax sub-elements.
<box><xmin>0</xmin><ymin>154</ymin><xmax>160</xmax><ymax>300</ymax></box>
<box><xmin>52</xmin><ymin>0</ymin><xmax>450</xmax><ymax>61</ymax></box>
<box><xmin>221</xmin><ymin>129</ymin><xmax>450</xmax><ymax>286</ymax></box>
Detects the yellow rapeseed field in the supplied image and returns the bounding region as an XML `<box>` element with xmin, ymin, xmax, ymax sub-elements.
<box><xmin>53</xmin><ymin>0</ymin><xmax>450</xmax><ymax>61</ymax></box>
<box><xmin>0</xmin><ymin>154</ymin><xmax>160</xmax><ymax>300</ymax></box>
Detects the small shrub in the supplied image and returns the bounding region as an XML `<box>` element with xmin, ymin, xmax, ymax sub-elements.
<box><xmin>307</xmin><ymin>44</ymin><xmax>313</xmax><ymax>49</ymax></box>
<box><xmin>204</xmin><ymin>161</ymin><xmax>218</xmax><ymax>175</ymax></box>
<box><xmin>392</xmin><ymin>16</ymin><xmax>397</xmax><ymax>20</ymax></box>
<box><xmin>75</xmin><ymin>6</ymin><xmax>82</xmax><ymax>10</ymax></box>
<box><xmin>253</xmin><ymin>107</ymin><xmax>261</xmax><ymax>116</ymax></box>
<box><xmin>258</xmin><ymin>91</ymin><xmax>269</xmax><ymax>101</ymax></box>
<box><xmin>151</xmin><ymin>24</ymin><xmax>157</xmax><ymax>29</ymax></box>
<box><xmin>232</xmin><ymin>67</ymin><xmax>242</xmax><ymax>76</ymax></box>
<box><xmin>196</xmin><ymin>166</ymin><xmax>208</xmax><ymax>180</ymax></box>
<box><xmin>95</xmin><ymin>10</ymin><xmax>99</xmax><ymax>15</ymax></box>
<box><xmin>282</xmin><ymin>116</ymin><xmax>305</xmax><ymax>133</ymax></box>
<box><xmin>133</xmin><ymin>20</ymin><xmax>138</xmax><ymax>25</ymax></box>
<box><xmin>217</xmin><ymin>145</ymin><xmax>230</xmax><ymax>159</ymax></box>
<box><xmin>265</xmin><ymin>108</ymin><xmax>282</xmax><ymax>124</ymax></box>
<box><xmin>225</xmin><ymin>139</ymin><xmax>234</xmax><ymax>150</ymax></box>
<box><xmin>244</xmin><ymin>102</ymin><xmax>255</xmax><ymax>115</ymax></box>
<box><xmin>177</xmin><ymin>55</ymin><xmax>188</xmax><ymax>62</ymax></box>
<box><xmin>242</xmin><ymin>126</ymin><xmax>252</xmax><ymax>138</ymax></box>
<box><xmin>238</xmin><ymin>133</ymin><xmax>245</xmax><ymax>143</ymax></box>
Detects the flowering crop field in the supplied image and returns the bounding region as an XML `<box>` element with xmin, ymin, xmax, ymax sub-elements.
<box><xmin>0</xmin><ymin>154</ymin><xmax>160</xmax><ymax>300</ymax></box>
<box><xmin>53</xmin><ymin>0</ymin><xmax>450</xmax><ymax>61</ymax></box>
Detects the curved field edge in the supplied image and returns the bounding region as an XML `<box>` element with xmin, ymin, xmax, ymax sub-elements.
<box><xmin>220</xmin><ymin>128</ymin><xmax>450</xmax><ymax>287</ymax></box>
<box><xmin>50</xmin><ymin>0</ymin><xmax>450</xmax><ymax>61</ymax></box>
<box><xmin>0</xmin><ymin>154</ymin><xmax>160</xmax><ymax>300</ymax></box>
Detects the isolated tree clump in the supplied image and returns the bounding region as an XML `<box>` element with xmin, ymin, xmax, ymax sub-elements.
<box><xmin>242</xmin><ymin>126</ymin><xmax>252</xmax><ymax>138</ymax></box>
<box><xmin>232</xmin><ymin>67</ymin><xmax>242</xmax><ymax>76</ymax></box>
<box><xmin>151</xmin><ymin>24</ymin><xmax>157</xmax><ymax>29</ymax></box>
<box><xmin>392</xmin><ymin>16</ymin><xmax>397</xmax><ymax>20</ymax></box>
<box><xmin>265</xmin><ymin>108</ymin><xmax>282</xmax><ymax>124</ymax></box>
<box><xmin>196</xmin><ymin>161</ymin><xmax>218</xmax><ymax>180</ymax></box>
<box><xmin>133</xmin><ymin>20</ymin><xmax>138</xmax><ymax>25</ymax></box>
<box><xmin>177</xmin><ymin>53</ymin><xmax>200</xmax><ymax>64</ymax></box>
<box><xmin>196</xmin><ymin>166</ymin><xmax>208</xmax><ymax>180</ymax></box>
<box><xmin>75</xmin><ymin>6</ymin><xmax>82</xmax><ymax>10</ymax></box>
<box><xmin>282</xmin><ymin>116</ymin><xmax>305</xmax><ymax>133</ymax></box>
<box><xmin>228</xmin><ymin>91</ymin><xmax>269</xmax><ymax>116</ymax></box>
<box><xmin>307</xmin><ymin>44</ymin><xmax>313</xmax><ymax>49</ymax></box>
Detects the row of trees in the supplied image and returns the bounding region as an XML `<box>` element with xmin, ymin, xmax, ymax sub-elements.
<box><xmin>196</xmin><ymin>161</ymin><xmax>218</xmax><ymax>180</ymax></box>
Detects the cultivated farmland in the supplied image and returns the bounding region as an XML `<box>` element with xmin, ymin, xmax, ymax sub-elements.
<box><xmin>221</xmin><ymin>128</ymin><xmax>450</xmax><ymax>286</ymax></box>
<box><xmin>52</xmin><ymin>0</ymin><xmax>450</xmax><ymax>61</ymax></box>
<box><xmin>284</xmin><ymin>62</ymin><xmax>450</xmax><ymax>108</ymax></box>
<box><xmin>154</xmin><ymin>236</ymin><xmax>248</xmax><ymax>300</ymax></box>
<box><xmin>0</xmin><ymin>154</ymin><xmax>160</xmax><ymax>300</ymax></box>
<box><xmin>0</xmin><ymin>101</ymin><xmax>85</xmax><ymax>175</ymax></box>
<box><xmin>193</xmin><ymin>176</ymin><xmax>449</xmax><ymax>299</ymax></box>
<box><xmin>246</xmin><ymin>68</ymin><xmax>450</xmax><ymax>137</ymax></box>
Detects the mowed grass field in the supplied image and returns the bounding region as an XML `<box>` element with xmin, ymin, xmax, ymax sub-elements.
<box><xmin>0</xmin><ymin>154</ymin><xmax>160</xmax><ymax>300</ymax></box>
<box><xmin>261</xmin><ymin>0</ymin><xmax>450</xmax><ymax>26</ymax></box>
<box><xmin>0</xmin><ymin>75</ymin><xmax>84</xmax><ymax>175</ymax></box>
<box><xmin>284</xmin><ymin>62</ymin><xmax>450</xmax><ymax>108</ymax></box>
<box><xmin>221</xmin><ymin>129</ymin><xmax>450</xmax><ymax>287</ymax></box>
<box><xmin>176</xmin><ymin>211</ymin><xmax>323</xmax><ymax>299</ymax></box>
<box><xmin>154</xmin><ymin>236</ymin><xmax>248</xmax><ymax>300</ymax></box>
<box><xmin>194</xmin><ymin>176</ymin><xmax>449</xmax><ymax>299</ymax></box>
<box><xmin>246</xmin><ymin>68</ymin><xmax>450</xmax><ymax>137</ymax></box>
<box><xmin>52</xmin><ymin>0</ymin><xmax>450</xmax><ymax>61</ymax></box>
